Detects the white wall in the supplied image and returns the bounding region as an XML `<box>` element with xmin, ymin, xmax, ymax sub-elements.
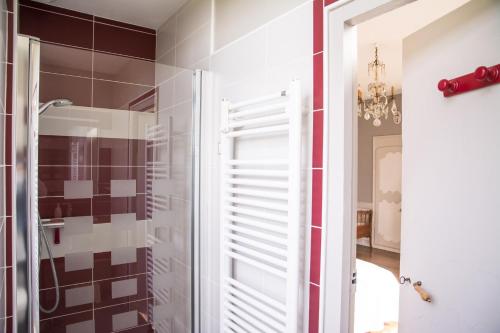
<box><xmin>155</xmin><ymin>1</ymin><xmax>313</xmax><ymax>331</ymax></box>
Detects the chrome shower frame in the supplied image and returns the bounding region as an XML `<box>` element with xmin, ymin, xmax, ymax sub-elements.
<box><xmin>15</xmin><ymin>35</ymin><xmax>41</xmax><ymax>333</ymax></box>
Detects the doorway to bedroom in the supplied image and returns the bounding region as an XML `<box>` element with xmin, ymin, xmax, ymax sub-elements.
<box><xmin>351</xmin><ymin>1</ymin><xmax>471</xmax><ymax>332</ymax></box>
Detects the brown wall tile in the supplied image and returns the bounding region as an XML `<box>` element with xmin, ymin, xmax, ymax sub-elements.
<box><xmin>94</xmin><ymin>23</ymin><xmax>155</xmax><ymax>60</ymax></box>
<box><xmin>39</xmin><ymin>135</ymin><xmax>92</xmax><ymax>166</ymax></box>
<box><xmin>93</xmin><ymin>274</ymin><xmax>150</xmax><ymax>309</ymax></box>
<box><xmin>39</xmin><ymin>197</ymin><xmax>92</xmax><ymax>219</ymax></box>
<box><xmin>5</xmin><ymin>64</ymin><xmax>12</xmax><ymax>115</ymax></box>
<box><xmin>40</xmin><ymin>42</ymin><xmax>93</xmax><ymax>77</ymax></box>
<box><xmin>94</xmin><ymin>16</ymin><xmax>155</xmax><ymax>35</ymax></box>
<box><xmin>93</xmin><ymin>51</ymin><xmax>155</xmax><ymax>86</ymax></box>
<box><xmin>39</xmin><ymin>257</ymin><xmax>92</xmax><ymax>289</ymax></box>
<box><xmin>94</xmin><ymin>299</ymin><xmax>152</xmax><ymax>333</ymax></box>
<box><xmin>40</xmin><ymin>310</ymin><xmax>93</xmax><ymax>333</ymax></box>
<box><xmin>39</xmin><ymin>282</ymin><xmax>93</xmax><ymax>320</ymax></box>
<box><xmin>20</xmin><ymin>0</ymin><xmax>94</xmax><ymax>20</ymax></box>
<box><xmin>92</xmin><ymin>166</ymin><xmax>146</xmax><ymax>195</ymax></box>
<box><xmin>7</xmin><ymin>12</ymin><xmax>13</xmax><ymax>63</ymax></box>
<box><xmin>19</xmin><ymin>5</ymin><xmax>93</xmax><ymax>49</ymax></box>
<box><xmin>92</xmin><ymin>194</ymin><xmax>145</xmax><ymax>223</ymax></box>
<box><xmin>39</xmin><ymin>166</ymin><xmax>92</xmax><ymax>197</ymax></box>
<box><xmin>93</xmin><ymin>138</ymin><xmax>146</xmax><ymax>167</ymax></box>
<box><xmin>93</xmin><ymin>247</ymin><xmax>147</xmax><ymax>281</ymax></box>
<box><xmin>40</xmin><ymin>72</ymin><xmax>92</xmax><ymax>106</ymax></box>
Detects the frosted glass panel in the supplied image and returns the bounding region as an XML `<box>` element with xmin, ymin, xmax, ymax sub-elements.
<box><xmin>37</xmin><ymin>37</ymin><xmax>196</xmax><ymax>332</ymax></box>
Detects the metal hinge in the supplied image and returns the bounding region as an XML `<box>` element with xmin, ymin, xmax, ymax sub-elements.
<box><xmin>217</xmin><ymin>142</ymin><xmax>222</xmax><ymax>155</ymax></box>
<box><xmin>352</xmin><ymin>271</ymin><xmax>357</xmax><ymax>285</ymax></box>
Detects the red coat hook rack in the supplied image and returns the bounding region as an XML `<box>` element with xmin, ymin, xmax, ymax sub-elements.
<box><xmin>438</xmin><ymin>64</ymin><xmax>500</xmax><ymax>97</ymax></box>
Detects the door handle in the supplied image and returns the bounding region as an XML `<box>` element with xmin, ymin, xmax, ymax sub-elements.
<box><xmin>413</xmin><ymin>281</ymin><xmax>432</xmax><ymax>303</ymax></box>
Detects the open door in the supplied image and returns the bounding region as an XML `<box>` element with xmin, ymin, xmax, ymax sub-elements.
<box><xmin>400</xmin><ymin>0</ymin><xmax>500</xmax><ymax>331</ymax></box>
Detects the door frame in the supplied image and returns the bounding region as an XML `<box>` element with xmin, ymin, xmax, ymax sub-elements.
<box><xmin>320</xmin><ymin>1</ymin><xmax>414</xmax><ymax>332</ymax></box>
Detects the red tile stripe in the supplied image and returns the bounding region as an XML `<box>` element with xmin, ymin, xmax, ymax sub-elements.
<box><xmin>310</xmin><ymin>0</ymin><xmax>328</xmax><ymax>332</ymax></box>
<box><xmin>312</xmin><ymin>110</ymin><xmax>323</xmax><ymax>168</ymax></box>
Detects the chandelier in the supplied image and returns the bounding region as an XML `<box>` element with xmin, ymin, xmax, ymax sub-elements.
<box><xmin>357</xmin><ymin>46</ymin><xmax>401</xmax><ymax>127</ymax></box>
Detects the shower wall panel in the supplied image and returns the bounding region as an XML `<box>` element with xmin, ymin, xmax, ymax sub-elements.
<box><xmin>0</xmin><ymin>0</ymin><xmax>14</xmax><ymax>332</ymax></box>
<box><xmin>19</xmin><ymin>1</ymin><xmax>159</xmax><ymax>332</ymax></box>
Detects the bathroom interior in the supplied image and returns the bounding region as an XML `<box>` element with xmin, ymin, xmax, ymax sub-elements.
<box><xmin>1</xmin><ymin>0</ymin><xmax>317</xmax><ymax>332</ymax></box>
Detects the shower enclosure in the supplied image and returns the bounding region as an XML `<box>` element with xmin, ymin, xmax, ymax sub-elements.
<box><xmin>16</xmin><ymin>35</ymin><xmax>204</xmax><ymax>333</ymax></box>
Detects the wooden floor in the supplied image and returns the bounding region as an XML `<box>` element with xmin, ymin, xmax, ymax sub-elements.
<box><xmin>356</xmin><ymin>245</ymin><xmax>400</xmax><ymax>280</ymax></box>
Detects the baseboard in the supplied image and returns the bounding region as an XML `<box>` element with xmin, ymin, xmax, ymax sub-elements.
<box><xmin>356</xmin><ymin>238</ymin><xmax>371</xmax><ymax>247</ymax></box>
<box><xmin>357</xmin><ymin>201</ymin><xmax>373</xmax><ymax>210</ymax></box>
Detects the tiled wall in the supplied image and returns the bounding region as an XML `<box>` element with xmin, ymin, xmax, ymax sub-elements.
<box><xmin>0</xmin><ymin>0</ymin><xmax>14</xmax><ymax>331</ymax></box>
<box><xmin>157</xmin><ymin>0</ymin><xmax>316</xmax><ymax>331</ymax></box>
<box><xmin>19</xmin><ymin>1</ymin><xmax>158</xmax><ymax>332</ymax></box>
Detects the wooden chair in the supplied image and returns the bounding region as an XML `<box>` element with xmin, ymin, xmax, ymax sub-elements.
<box><xmin>357</xmin><ymin>209</ymin><xmax>372</xmax><ymax>247</ymax></box>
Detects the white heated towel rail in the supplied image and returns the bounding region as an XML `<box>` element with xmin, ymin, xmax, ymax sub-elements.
<box><xmin>220</xmin><ymin>81</ymin><xmax>302</xmax><ymax>333</ymax></box>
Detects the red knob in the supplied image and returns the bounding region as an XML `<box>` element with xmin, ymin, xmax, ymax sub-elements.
<box><xmin>438</xmin><ymin>79</ymin><xmax>458</xmax><ymax>93</ymax></box>
<box><xmin>475</xmin><ymin>66</ymin><xmax>499</xmax><ymax>82</ymax></box>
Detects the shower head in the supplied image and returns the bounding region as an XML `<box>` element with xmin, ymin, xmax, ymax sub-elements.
<box><xmin>39</xmin><ymin>99</ymin><xmax>73</xmax><ymax>115</ymax></box>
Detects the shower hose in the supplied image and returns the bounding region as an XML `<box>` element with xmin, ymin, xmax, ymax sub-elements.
<box><xmin>38</xmin><ymin>217</ymin><xmax>60</xmax><ymax>314</ymax></box>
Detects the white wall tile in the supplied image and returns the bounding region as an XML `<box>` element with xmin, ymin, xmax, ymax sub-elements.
<box><xmin>157</xmin><ymin>15</ymin><xmax>177</xmax><ymax>59</ymax></box>
<box><xmin>153</xmin><ymin>303</ymin><xmax>174</xmax><ymax>322</ymax></box>
<box><xmin>112</xmin><ymin>310</ymin><xmax>138</xmax><ymax>331</ymax></box>
<box><xmin>158</xmin><ymin>100</ymin><xmax>192</xmax><ymax>136</ymax></box>
<box><xmin>152</xmin><ymin>210</ymin><xmax>175</xmax><ymax>228</ymax></box>
<box><xmin>110</xmin><ymin>179</ymin><xmax>136</xmax><ymax>197</ymax></box>
<box><xmin>267</xmin><ymin>56</ymin><xmax>313</xmax><ymax>111</ymax></box>
<box><xmin>152</xmin><ymin>242</ymin><xmax>174</xmax><ymax>260</ymax></box>
<box><xmin>63</xmin><ymin>216</ymin><xmax>93</xmax><ymax>236</ymax></box>
<box><xmin>211</xmin><ymin>28</ymin><xmax>268</xmax><ymax>85</ymax></box>
<box><xmin>267</xmin><ymin>2</ymin><xmax>313</xmax><ymax>67</ymax></box>
<box><xmin>153</xmin><ymin>272</ymin><xmax>175</xmax><ymax>291</ymax></box>
<box><xmin>65</xmin><ymin>251</ymin><xmax>94</xmax><ymax>272</ymax></box>
<box><xmin>111</xmin><ymin>247</ymin><xmax>137</xmax><ymax>265</ymax></box>
<box><xmin>111</xmin><ymin>278</ymin><xmax>138</xmax><ymax>299</ymax></box>
<box><xmin>65</xmin><ymin>285</ymin><xmax>94</xmax><ymax>307</ymax></box>
<box><xmin>41</xmin><ymin>219</ymin><xmax>148</xmax><ymax>259</ymax></box>
<box><xmin>111</xmin><ymin>213</ymin><xmax>136</xmax><ymax>231</ymax></box>
<box><xmin>66</xmin><ymin>320</ymin><xmax>95</xmax><ymax>333</ymax></box>
<box><xmin>156</xmin><ymin>50</ymin><xmax>177</xmax><ymax>86</ymax></box>
<box><xmin>39</xmin><ymin>106</ymin><xmax>156</xmax><ymax>140</ymax></box>
<box><xmin>175</xmin><ymin>23</ymin><xmax>211</xmax><ymax>70</ymax></box>
<box><xmin>214</xmin><ymin>0</ymin><xmax>309</xmax><ymax>50</ymax></box>
<box><xmin>64</xmin><ymin>180</ymin><xmax>92</xmax><ymax>199</ymax></box>
<box><xmin>174</xmin><ymin>70</ymin><xmax>194</xmax><ymax>105</ymax></box>
<box><xmin>175</xmin><ymin>0</ymin><xmax>211</xmax><ymax>43</ymax></box>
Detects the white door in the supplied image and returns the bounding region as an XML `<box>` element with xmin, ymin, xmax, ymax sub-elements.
<box><xmin>373</xmin><ymin>135</ymin><xmax>402</xmax><ymax>252</ymax></box>
<box><xmin>400</xmin><ymin>0</ymin><xmax>500</xmax><ymax>332</ymax></box>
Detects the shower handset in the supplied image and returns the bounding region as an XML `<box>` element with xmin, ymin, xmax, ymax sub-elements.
<box><xmin>38</xmin><ymin>99</ymin><xmax>73</xmax><ymax>115</ymax></box>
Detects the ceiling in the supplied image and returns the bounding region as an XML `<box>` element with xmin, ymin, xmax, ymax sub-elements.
<box><xmin>34</xmin><ymin>0</ymin><xmax>189</xmax><ymax>29</ymax></box>
<box><xmin>357</xmin><ymin>0</ymin><xmax>471</xmax><ymax>95</ymax></box>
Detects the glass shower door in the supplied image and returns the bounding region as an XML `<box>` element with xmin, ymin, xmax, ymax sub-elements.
<box><xmin>32</xmin><ymin>40</ymin><xmax>199</xmax><ymax>333</ymax></box>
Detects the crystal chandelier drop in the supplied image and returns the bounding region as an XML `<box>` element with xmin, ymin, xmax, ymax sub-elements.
<box><xmin>358</xmin><ymin>46</ymin><xmax>401</xmax><ymax>127</ymax></box>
